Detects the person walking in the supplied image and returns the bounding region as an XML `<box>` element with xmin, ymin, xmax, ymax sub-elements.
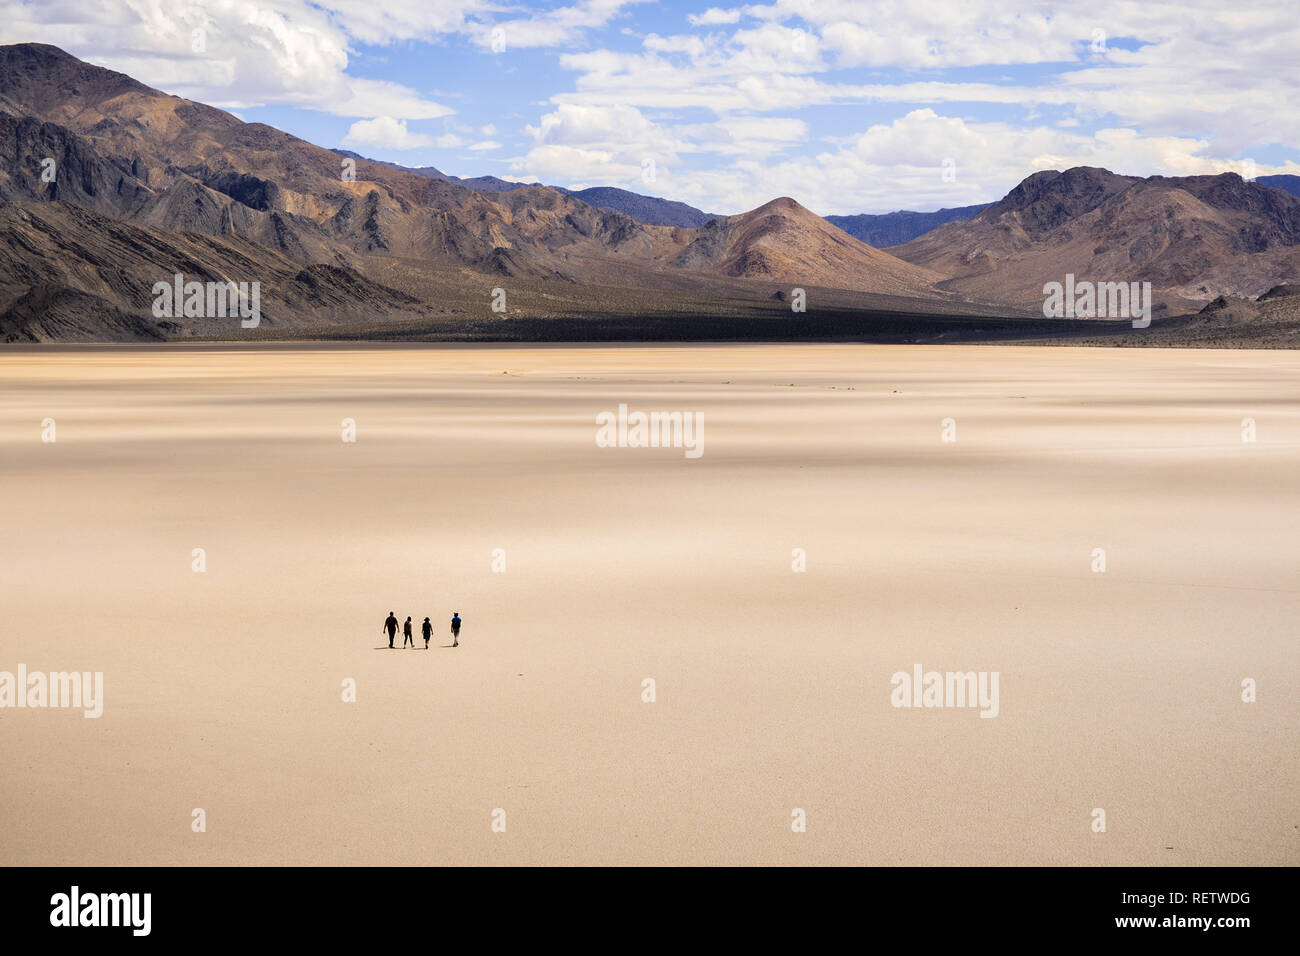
<box><xmin>403</xmin><ymin>616</ymin><xmax>414</xmax><ymax>648</ymax></box>
<box><xmin>383</xmin><ymin>611</ymin><xmax>399</xmax><ymax>648</ymax></box>
<box><xmin>450</xmin><ymin>611</ymin><xmax>462</xmax><ymax>647</ymax></box>
<box><xmin>421</xmin><ymin>617</ymin><xmax>432</xmax><ymax>648</ymax></box>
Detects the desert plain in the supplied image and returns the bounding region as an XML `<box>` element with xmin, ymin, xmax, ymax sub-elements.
<box><xmin>0</xmin><ymin>343</ymin><xmax>1296</xmax><ymax>866</ymax></box>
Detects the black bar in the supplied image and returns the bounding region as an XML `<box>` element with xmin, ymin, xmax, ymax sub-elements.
<box><xmin>0</xmin><ymin>866</ymin><xmax>1285</xmax><ymax>943</ymax></box>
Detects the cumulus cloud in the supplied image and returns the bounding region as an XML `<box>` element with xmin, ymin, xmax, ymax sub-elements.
<box><xmin>688</xmin><ymin>8</ymin><xmax>742</xmax><ymax>26</ymax></box>
<box><xmin>343</xmin><ymin>116</ymin><xmax>434</xmax><ymax>149</ymax></box>
<box><xmin>686</xmin><ymin>109</ymin><xmax>1298</xmax><ymax>216</ymax></box>
<box><xmin>512</xmin><ymin>144</ymin><xmax>644</xmax><ymax>185</ymax></box>
<box><xmin>526</xmin><ymin>0</ymin><xmax>1300</xmax><ymax>211</ymax></box>
<box><xmin>511</xmin><ymin>102</ymin><xmax>694</xmax><ymax>186</ymax></box>
<box><xmin>4</xmin><ymin>0</ymin><xmax>1297</xmax><ymax>215</ymax></box>
<box><xmin>680</xmin><ymin>115</ymin><xmax>809</xmax><ymax>157</ymax></box>
<box><xmin>528</xmin><ymin>103</ymin><xmax>682</xmax><ymax>152</ymax></box>
<box><xmin>0</xmin><ymin>0</ymin><xmax>455</xmax><ymax>119</ymax></box>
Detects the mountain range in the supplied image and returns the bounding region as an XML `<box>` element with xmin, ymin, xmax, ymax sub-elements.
<box><xmin>825</xmin><ymin>204</ymin><xmax>992</xmax><ymax>247</ymax></box>
<box><xmin>0</xmin><ymin>43</ymin><xmax>1297</xmax><ymax>343</ymax></box>
<box><xmin>1257</xmin><ymin>175</ymin><xmax>1300</xmax><ymax>198</ymax></box>
<box><xmin>333</xmin><ymin>147</ymin><xmax>987</xmax><ymax>237</ymax></box>
<box><xmin>332</xmin><ymin>149</ymin><xmax>718</xmax><ymax>227</ymax></box>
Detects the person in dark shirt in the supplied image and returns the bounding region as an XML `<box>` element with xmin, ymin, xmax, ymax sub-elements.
<box><xmin>421</xmin><ymin>617</ymin><xmax>432</xmax><ymax>648</ymax></box>
<box><xmin>383</xmin><ymin>611</ymin><xmax>398</xmax><ymax>648</ymax></box>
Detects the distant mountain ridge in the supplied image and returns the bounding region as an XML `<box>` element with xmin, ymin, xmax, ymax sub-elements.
<box><xmin>332</xmin><ymin>149</ymin><xmax>722</xmax><ymax>227</ymax></box>
<box><xmin>335</xmin><ymin>145</ymin><xmax>991</xmax><ymax>237</ymax></box>
<box><xmin>338</xmin><ymin>144</ymin><xmax>994</xmax><ymax>238</ymax></box>
<box><xmin>826</xmin><ymin>204</ymin><xmax>991</xmax><ymax>247</ymax></box>
<box><xmin>330</xmin><ymin>149</ymin><xmax>529</xmax><ymax>193</ymax></box>
<box><xmin>1258</xmin><ymin>174</ymin><xmax>1300</xmax><ymax>198</ymax></box>
<box><xmin>557</xmin><ymin>186</ymin><xmax>721</xmax><ymax>227</ymax></box>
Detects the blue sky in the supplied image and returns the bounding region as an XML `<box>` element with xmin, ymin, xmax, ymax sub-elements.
<box><xmin>3</xmin><ymin>0</ymin><xmax>1297</xmax><ymax>215</ymax></box>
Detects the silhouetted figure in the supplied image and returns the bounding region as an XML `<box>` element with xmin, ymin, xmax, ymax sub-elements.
<box><xmin>383</xmin><ymin>611</ymin><xmax>398</xmax><ymax>648</ymax></box>
<box><xmin>421</xmin><ymin>617</ymin><xmax>432</xmax><ymax>648</ymax></box>
<box><xmin>403</xmin><ymin>616</ymin><xmax>414</xmax><ymax>648</ymax></box>
<box><xmin>450</xmin><ymin>612</ymin><xmax>462</xmax><ymax>647</ymax></box>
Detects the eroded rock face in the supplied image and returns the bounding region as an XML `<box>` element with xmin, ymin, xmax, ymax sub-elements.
<box><xmin>976</xmin><ymin>167</ymin><xmax>1143</xmax><ymax>237</ymax></box>
<box><xmin>0</xmin><ymin>200</ymin><xmax>432</xmax><ymax>340</ymax></box>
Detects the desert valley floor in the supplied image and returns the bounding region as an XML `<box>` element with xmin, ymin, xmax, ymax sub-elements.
<box><xmin>1</xmin><ymin>344</ymin><xmax>1296</xmax><ymax>865</ymax></box>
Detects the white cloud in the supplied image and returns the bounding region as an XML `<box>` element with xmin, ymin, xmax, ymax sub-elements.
<box><xmin>514</xmin><ymin>102</ymin><xmax>687</xmax><ymax>186</ymax></box>
<box><xmin>512</xmin><ymin>144</ymin><xmax>643</xmax><ymax>185</ymax></box>
<box><xmin>688</xmin><ymin>8</ymin><xmax>742</xmax><ymax>26</ymax></box>
<box><xmin>317</xmin><ymin>1</ymin><xmax>492</xmax><ymax>45</ymax></box>
<box><xmin>330</xmin><ymin>79</ymin><xmax>454</xmax><ymax>120</ymax></box>
<box><xmin>343</xmin><ymin>116</ymin><xmax>434</xmax><ymax>149</ymax></box>
<box><xmin>5</xmin><ymin>0</ymin><xmax>1298</xmax><ymax>218</ymax></box>
<box><xmin>525</xmin><ymin>0</ymin><xmax>1300</xmax><ymax>212</ymax></box>
<box><xmin>528</xmin><ymin>103</ymin><xmax>684</xmax><ymax>154</ymax></box>
<box><xmin>468</xmin><ymin>0</ymin><xmax>652</xmax><ymax>49</ymax></box>
<box><xmin>680</xmin><ymin>109</ymin><xmax>1300</xmax><ymax>216</ymax></box>
<box><xmin>0</xmin><ymin>0</ymin><xmax>455</xmax><ymax>119</ymax></box>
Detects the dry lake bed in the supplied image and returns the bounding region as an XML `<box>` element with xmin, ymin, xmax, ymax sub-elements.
<box><xmin>1</xmin><ymin>344</ymin><xmax>1296</xmax><ymax>865</ymax></box>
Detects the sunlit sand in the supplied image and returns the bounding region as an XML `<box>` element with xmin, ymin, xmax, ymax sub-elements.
<box><xmin>1</xmin><ymin>344</ymin><xmax>1296</xmax><ymax>865</ymax></box>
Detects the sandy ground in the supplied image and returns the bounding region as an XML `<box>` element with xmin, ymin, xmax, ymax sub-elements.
<box><xmin>0</xmin><ymin>344</ymin><xmax>1296</xmax><ymax>866</ymax></box>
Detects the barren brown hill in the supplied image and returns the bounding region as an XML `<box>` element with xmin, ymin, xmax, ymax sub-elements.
<box><xmin>672</xmin><ymin>196</ymin><xmax>944</xmax><ymax>298</ymax></box>
<box><xmin>0</xmin><ymin>42</ymin><xmax>960</xmax><ymax>340</ymax></box>
<box><xmin>891</xmin><ymin>166</ymin><xmax>1300</xmax><ymax>312</ymax></box>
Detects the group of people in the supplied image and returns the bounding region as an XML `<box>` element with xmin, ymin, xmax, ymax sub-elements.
<box><xmin>383</xmin><ymin>610</ymin><xmax>462</xmax><ymax>648</ymax></box>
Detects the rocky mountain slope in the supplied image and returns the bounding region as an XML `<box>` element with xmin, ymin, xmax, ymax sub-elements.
<box><xmin>891</xmin><ymin>167</ymin><xmax>1300</xmax><ymax>311</ymax></box>
<box><xmin>2</xmin><ymin>43</ymin><xmax>1299</xmax><ymax>341</ymax></box>
<box><xmin>0</xmin><ymin>43</ymin><xmax>950</xmax><ymax>339</ymax></box>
